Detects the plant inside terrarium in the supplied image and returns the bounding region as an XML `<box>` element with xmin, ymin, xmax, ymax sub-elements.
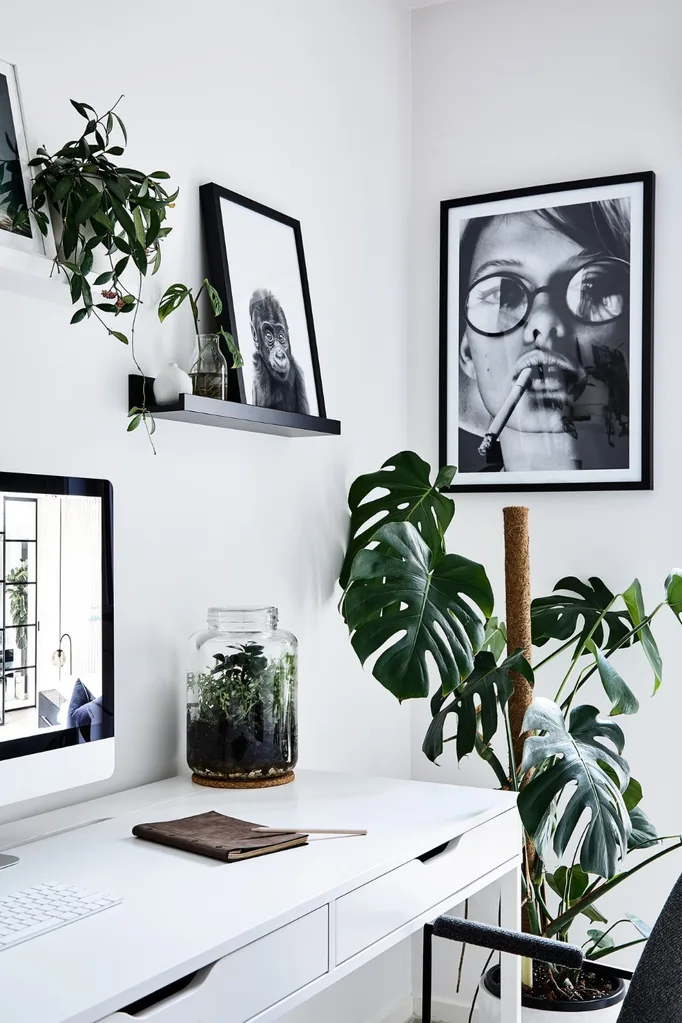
<box><xmin>187</xmin><ymin>643</ymin><xmax>297</xmax><ymax>780</ymax></box>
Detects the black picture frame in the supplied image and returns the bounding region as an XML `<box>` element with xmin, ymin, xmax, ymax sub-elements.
<box><xmin>200</xmin><ymin>183</ymin><xmax>327</xmax><ymax>418</ymax></box>
<box><xmin>439</xmin><ymin>172</ymin><xmax>655</xmax><ymax>493</ymax></box>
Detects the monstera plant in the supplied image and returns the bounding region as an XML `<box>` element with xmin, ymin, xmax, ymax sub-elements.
<box><xmin>339</xmin><ymin>452</ymin><xmax>682</xmax><ymax>1010</ymax></box>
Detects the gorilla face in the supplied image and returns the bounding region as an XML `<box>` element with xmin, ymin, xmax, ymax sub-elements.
<box><xmin>260</xmin><ymin>316</ymin><xmax>291</xmax><ymax>380</ymax></box>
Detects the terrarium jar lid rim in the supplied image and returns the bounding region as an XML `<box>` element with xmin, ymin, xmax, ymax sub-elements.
<box><xmin>207</xmin><ymin>606</ymin><xmax>279</xmax><ymax>629</ymax></box>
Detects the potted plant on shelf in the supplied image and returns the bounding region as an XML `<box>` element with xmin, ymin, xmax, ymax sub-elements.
<box><xmin>339</xmin><ymin>451</ymin><xmax>682</xmax><ymax>1020</ymax></box>
<box><xmin>18</xmin><ymin>96</ymin><xmax>177</xmax><ymax>447</ymax></box>
<box><xmin>158</xmin><ymin>279</ymin><xmax>242</xmax><ymax>401</ymax></box>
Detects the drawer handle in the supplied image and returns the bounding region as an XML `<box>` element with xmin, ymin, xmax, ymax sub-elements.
<box><xmin>119</xmin><ymin>969</ymin><xmax>201</xmax><ymax>1016</ymax></box>
<box><xmin>418</xmin><ymin>837</ymin><xmax>460</xmax><ymax>863</ymax></box>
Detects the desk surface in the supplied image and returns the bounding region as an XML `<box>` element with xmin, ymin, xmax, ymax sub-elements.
<box><xmin>0</xmin><ymin>770</ymin><xmax>516</xmax><ymax>1023</ymax></box>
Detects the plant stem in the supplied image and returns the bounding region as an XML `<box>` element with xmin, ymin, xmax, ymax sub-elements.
<box><xmin>533</xmin><ymin>637</ymin><xmax>577</xmax><ymax>672</ymax></box>
<box><xmin>553</xmin><ymin>598</ymin><xmax>617</xmax><ymax>705</ymax></box>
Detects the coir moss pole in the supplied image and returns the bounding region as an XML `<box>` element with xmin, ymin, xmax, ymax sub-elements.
<box><xmin>503</xmin><ymin>506</ymin><xmax>533</xmax><ymax>774</ymax></box>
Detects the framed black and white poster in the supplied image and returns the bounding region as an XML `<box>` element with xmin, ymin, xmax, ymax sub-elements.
<box><xmin>0</xmin><ymin>59</ymin><xmax>53</xmax><ymax>263</ymax></box>
<box><xmin>201</xmin><ymin>183</ymin><xmax>326</xmax><ymax>419</ymax></box>
<box><xmin>439</xmin><ymin>172</ymin><xmax>654</xmax><ymax>492</ymax></box>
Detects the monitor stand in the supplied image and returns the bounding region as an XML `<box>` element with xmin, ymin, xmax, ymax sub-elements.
<box><xmin>0</xmin><ymin>854</ymin><xmax>19</xmax><ymax>869</ymax></box>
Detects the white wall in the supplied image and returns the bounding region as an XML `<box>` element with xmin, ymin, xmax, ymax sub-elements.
<box><xmin>410</xmin><ymin>0</ymin><xmax>682</xmax><ymax>1015</ymax></box>
<box><xmin>1</xmin><ymin>1</ymin><xmax>412</xmax><ymax>1019</ymax></box>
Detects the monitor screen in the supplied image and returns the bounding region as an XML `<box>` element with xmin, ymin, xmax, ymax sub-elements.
<box><xmin>0</xmin><ymin>474</ymin><xmax>113</xmax><ymax>761</ymax></box>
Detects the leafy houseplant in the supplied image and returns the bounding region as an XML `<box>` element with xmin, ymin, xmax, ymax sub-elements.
<box><xmin>158</xmin><ymin>279</ymin><xmax>243</xmax><ymax>400</ymax></box>
<box><xmin>339</xmin><ymin>451</ymin><xmax>682</xmax><ymax>1011</ymax></box>
<box><xmin>6</xmin><ymin>560</ymin><xmax>28</xmax><ymax>652</ymax></box>
<box><xmin>19</xmin><ymin>96</ymin><xmax>177</xmax><ymax>445</ymax></box>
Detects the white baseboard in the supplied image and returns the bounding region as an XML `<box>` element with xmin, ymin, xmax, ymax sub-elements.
<box><xmin>412</xmin><ymin>994</ymin><xmax>472</xmax><ymax>1022</ymax></box>
<box><xmin>372</xmin><ymin>995</ymin><xmax>415</xmax><ymax>1023</ymax></box>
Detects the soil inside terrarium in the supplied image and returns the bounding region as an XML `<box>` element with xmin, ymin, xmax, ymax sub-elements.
<box><xmin>524</xmin><ymin>961</ymin><xmax>621</xmax><ymax>1003</ymax></box>
<box><xmin>187</xmin><ymin>712</ymin><xmax>295</xmax><ymax>779</ymax></box>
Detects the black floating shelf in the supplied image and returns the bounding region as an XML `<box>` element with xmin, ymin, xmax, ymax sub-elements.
<box><xmin>129</xmin><ymin>377</ymin><xmax>341</xmax><ymax>438</ymax></box>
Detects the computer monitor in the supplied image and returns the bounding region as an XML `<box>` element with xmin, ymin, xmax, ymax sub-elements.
<box><xmin>0</xmin><ymin>473</ymin><xmax>114</xmax><ymax>808</ymax></box>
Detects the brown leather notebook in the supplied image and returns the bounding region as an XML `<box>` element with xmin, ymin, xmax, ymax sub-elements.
<box><xmin>132</xmin><ymin>811</ymin><xmax>308</xmax><ymax>862</ymax></box>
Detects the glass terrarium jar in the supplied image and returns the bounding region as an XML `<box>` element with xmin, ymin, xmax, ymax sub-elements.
<box><xmin>187</xmin><ymin>607</ymin><xmax>298</xmax><ymax>788</ymax></box>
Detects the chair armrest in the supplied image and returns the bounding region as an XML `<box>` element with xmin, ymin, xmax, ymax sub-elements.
<box><xmin>431</xmin><ymin>916</ymin><xmax>583</xmax><ymax>969</ymax></box>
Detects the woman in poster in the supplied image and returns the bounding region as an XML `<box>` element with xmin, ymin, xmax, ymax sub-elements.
<box><xmin>457</xmin><ymin>199</ymin><xmax>631</xmax><ymax>475</ymax></box>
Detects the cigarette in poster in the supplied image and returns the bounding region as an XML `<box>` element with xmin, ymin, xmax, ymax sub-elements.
<box><xmin>478</xmin><ymin>367</ymin><xmax>534</xmax><ymax>456</ymax></box>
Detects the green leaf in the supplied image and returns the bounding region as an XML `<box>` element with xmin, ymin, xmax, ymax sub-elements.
<box><xmin>96</xmin><ymin>303</ymin><xmax>118</xmax><ymax>314</ymax></box>
<box><xmin>127</xmin><ymin>414</ymin><xmax>142</xmax><ymax>432</ymax></box>
<box><xmin>482</xmin><ymin>617</ymin><xmax>507</xmax><ymax>663</ymax></box>
<box><xmin>132</xmin><ymin>206</ymin><xmax>146</xmax><ymax>246</ymax></box>
<box><xmin>532</xmin><ymin>577</ymin><xmax>634</xmax><ymax>653</ymax></box>
<box><xmin>622</xmin><ymin>777</ymin><xmax>643</xmax><ymax>812</ymax></box>
<box><xmin>69</xmin><ymin>274</ymin><xmax>82</xmax><ymax>303</ymax></box>
<box><xmin>158</xmin><ymin>283</ymin><xmax>190</xmax><ymax>322</ymax></box>
<box><xmin>110</xmin><ymin>331</ymin><xmax>129</xmax><ymax>345</ymax></box>
<box><xmin>625</xmin><ymin>912</ymin><xmax>651</xmax><ymax>939</ymax></box>
<box><xmin>587</xmin><ymin>928</ymin><xmax>615</xmax><ymax>952</ymax></box>
<box><xmin>74</xmin><ymin>190</ymin><xmax>101</xmax><ymax>225</ymax></box>
<box><xmin>106</xmin><ymin>146</ymin><xmax>125</xmax><ymax>156</ymax></box>
<box><xmin>70</xmin><ymin>307</ymin><xmax>88</xmax><ymax>324</ymax></box>
<box><xmin>92</xmin><ymin>209</ymin><xmax>115</xmax><ymax>233</ymax></box>
<box><xmin>70</xmin><ymin>99</ymin><xmax>95</xmax><ymax>118</ymax></box>
<box><xmin>113</xmin><ymin>235</ymin><xmax>131</xmax><ymax>255</ymax></box>
<box><xmin>340</xmin><ymin>452</ymin><xmax>457</xmax><ymax>589</ymax></box>
<box><xmin>93</xmin><ymin>271</ymin><xmax>113</xmax><ymax>286</ymax></box>
<box><xmin>114</xmin><ymin>256</ymin><xmax>129</xmax><ymax>277</ymax></box>
<box><xmin>79</xmin><ymin>247</ymin><xmax>94</xmax><ymax>276</ymax></box>
<box><xmin>108</xmin><ymin>195</ymin><xmax>137</xmax><ymax>241</ymax></box>
<box><xmin>81</xmin><ymin>278</ymin><xmax>92</xmax><ymax>310</ymax></box>
<box><xmin>547</xmin><ymin>865</ymin><xmax>590</xmax><ymax>905</ymax></box>
<box><xmin>131</xmin><ymin>240</ymin><xmax>148</xmax><ymax>276</ymax></box>
<box><xmin>628</xmin><ymin>806</ymin><xmax>659</xmax><ymax>850</ymax></box>
<box><xmin>423</xmin><ymin>648</ymin><xmax>531</xmax><ymax>763</ymax></box>
<box><xmin>586</xmin><ymin>640</ymin><xmax>639</xmax><ymax>716</ymax></box>
<box><xmin>52</xmin><ymin>176</ymin><xmax>73</xmax><ymax>202</ymax></box>
<box><xmin>623</xmin><ymin>579</ymin><xmax>662</xmax><ymax>692</ymax></box>
<box><xmin>518</xmin><ymin>699</ymin><xmax>630</xmax><ymax>878</ymax></box>
<box><xmin>205</xmin><ymin>278</ymin><xmax>223</xmax><ymax>317</ymax></box>
<box><xmin>145</xmin><ymin>209</ymin><xmax>161</xmax><ymax>247</ymax></box>
<box><xmin>61</xmin><ymin>220</ymin><xmax>79</xmax><ymax>259</ymax></box>
<box><xmin>113</xmin><ymin>113</ymin><xmax>128</xmax><ymax>145</ymax></box>
<box><xmin>149</xmin><ymin>170</ymin><xmax>170</xmax><ymax>179</ymax></box>
<box><xmin>342</xmin><ymin>521</ymin><xmax>492</xmax><ymax>702</ymax></box>
<box><xmin>666</xmin><ymin>570</ymin><xmax>682</xmax><ymax>618</ymax></box>
<box><xmin>219</xmin><ymin>329</ymin><xmax>243</xmax><ymax>369</ymax></box>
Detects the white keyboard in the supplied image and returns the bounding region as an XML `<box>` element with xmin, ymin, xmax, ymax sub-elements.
<box><xmin>0</xmin><ymin>882</ymin><xmax>121</xmax><ymax>950</ymax></box>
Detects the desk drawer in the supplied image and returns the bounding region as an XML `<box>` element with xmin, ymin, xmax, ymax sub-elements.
<box><xmin>102</xmin><ymin>906</ymin><xmax>328</xmax><ymax>1023</ymax></box>
<box><xmin>335</xmin><ymin>810</ymin><xmax>518</xmax><ymax>964</ymax></box>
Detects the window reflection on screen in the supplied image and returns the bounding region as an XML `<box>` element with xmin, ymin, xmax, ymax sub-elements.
<box><xmin>0</xmin><ymin>493</ymin><xmax>102</xmax><ymax>739</ymax></box>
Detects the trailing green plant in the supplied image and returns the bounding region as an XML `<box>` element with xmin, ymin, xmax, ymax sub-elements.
<box><xmin>339</xmin><ymin>450</ymin><xmax>682</xmax><ymax>1003</ymax></box>
<box><xmin>158</xmin><ymin>279</ymin><xmax>243</xmax><ymax>370</ymax></box>
<box><xmin>6</xmin><ymin>560</ymin><xmax>28</xmax><ymax>650</ymax></box>
<box><xmin>19</xmin><ymin>96</ymin><xmax>178</xmax><ymax>447</ymax></box>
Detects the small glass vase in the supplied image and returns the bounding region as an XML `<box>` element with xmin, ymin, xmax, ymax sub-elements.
<box><xmin>187</xmin><ymin>607</ymin><xmax>298</xmax><ymax>788</ymax></box>
<box><xmin>190</xmin><ymin>333</ymin><xmax>228</xmax><ymax>401</ymax></box>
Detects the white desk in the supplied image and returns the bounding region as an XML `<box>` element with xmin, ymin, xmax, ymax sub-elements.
<box><xmin>0</xmin><ymin>771</ymin><xmax>521</xmax><ymax>1023</ymax></box>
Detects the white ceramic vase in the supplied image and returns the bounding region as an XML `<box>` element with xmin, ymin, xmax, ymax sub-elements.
<box><xmin>476</xmin><ymin>969</ymin><xmax>625</xmax><ymax>1022</ymax></box>
<box><xmin>153</xmin><ymin>363</ymin><xmax>192</xmax><ymax>405</ymax></box>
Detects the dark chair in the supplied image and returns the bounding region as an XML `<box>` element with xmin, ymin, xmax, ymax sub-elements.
<box><xmin>422</xmin><ymin>871</ymin><xmax>682</xmax><ymax>1022</ymax></box>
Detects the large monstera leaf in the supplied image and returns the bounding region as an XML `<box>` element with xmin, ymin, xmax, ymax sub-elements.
<box><xmin>342</xmin><ymin>521</ymin><xmax>493</xmax><ymax>701</ymax></box>
<box><xmin>339</xmin><ymin>451</ymin><xmax>455</xmax><ymax>589</ymax></box>
<box><xmin>531</xmin><ymin>577</ymin><xmax>635</xmax><ymax>653</ymax></box>
<box><xmin>518</xmin><ymin>699</ymin><xmax>631</xmax><ymax>879</ymax></box>
<box><xmin>423</xmin><ymin>648</ymin><xmax>533</xmax><ymax>763</ymax></box>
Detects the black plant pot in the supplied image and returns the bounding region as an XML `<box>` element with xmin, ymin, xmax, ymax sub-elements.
<box><xmin>482</xmin><ymin>963</ymin><xmax>627</xmax><ymax>1014</ymax></box>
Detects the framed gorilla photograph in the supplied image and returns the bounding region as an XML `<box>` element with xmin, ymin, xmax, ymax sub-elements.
<box><xmin>201</xmin><ymin>183</ymin><xmax>326</xmax><ymax>419</ymax></box>
<box><xmin>439</xmin><ymin>172</ymin><xmax>655</xmax><ymax>493</ymax></box>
